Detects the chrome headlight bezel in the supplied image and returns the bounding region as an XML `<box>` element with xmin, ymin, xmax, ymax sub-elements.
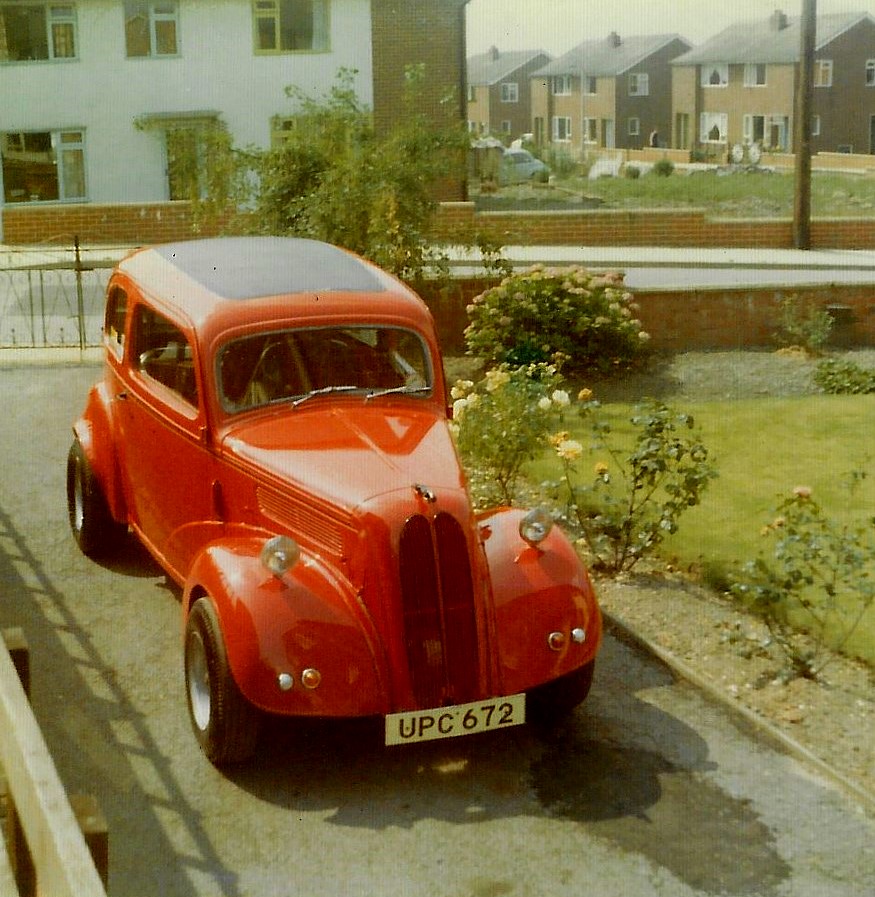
<box><xmin>519</xmin><ymin>507</ymin><xmax>553</xmax><ymax>547</ymax></box>
<box><xmin>260</xmin><ymin>534</ymin><xmax>301</xmax><ymax>577</ymax></box>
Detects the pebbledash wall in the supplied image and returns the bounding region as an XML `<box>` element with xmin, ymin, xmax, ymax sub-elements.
<box><xmin>4</xmin><ymin>200</ymin><xmax>875</xmax><ymax>350</ymax></box>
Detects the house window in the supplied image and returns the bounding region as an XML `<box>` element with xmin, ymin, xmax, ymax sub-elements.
<box><xmin>0</xmin><ymin>3</ymin><xmax>77</xmax><ymax>61</ymax></box>
<box><xmin>811</xmin><ymin>114</ymin><xmax>821</xmax><ymax>137</ymax></box>
<box><xmin>628</xmin><ymin>117</ymin><xmax>640</xmax><ymax>136</ymax></box>
<box><xmin>500</xmin><ymin>82</ymin><xmax>518</xmax><ymax>103</ymax></box>
<box><xmin>585</xmin><ymin>76</ymin><xmax>597</xmax><ymax>95</ymax></box>
<box><xmin>253</xmin><ymin>0</ymin><xmax>329</xmax><ymax>52</ymax></box>
<box><xmin>501</xmin><ymin>120</ymin><xmax>511</xmax><ymax>133</ymax></box>
<box><xmin>743</xmin><ymin>114</ymin><xmax>766</xmax><ymax>144</ymax></box>
<box><xmin>467</xmin><ymin>85</ymin><xmax>476</xmax><ymax>103</ymax></box>
<box><xmin>744</xmin><ymin>63</ymin><xmax>767</xmax><ymax>86</ymax></box>
<box><xmin>125</xmin><ymin>2</ymin><xmax>178</xmax><ymax>57</ymax></box>
<box><xmin>1</xmin><ymin>129</ymin><xmax>86</xmax><ymax>202</ymax></box>
<box><xmin>866</xmin><ymin>60</ymin><xmax>875</xmax><ymax>86</ymax></box>
<box><xmin>551</xmin><ymin>75</ymin><xmax>571</xmax><ymax>95</ymax></box>
<box><xmin>701</xmin><ymin>64</ymin><xmax>729</xmax><ymax>87</ymax></box>
<box><xmin>552</xmin><ymin>116</ymin><xmax>572</xmax><ymax>141</ymax></box>
<box><xmin>700</xmin><ymin>112</ymin><xmax>727</xmax><ymax>143</ymax></box>
<box><xmin>628</xmin><ymin>73</ymin><xmax>649</xmax><ymax>96</ymax></box>
<box><xmin>583</xmin><ymin>117</ymin><xmax>597</xmax><ymax>142</ymax></box>
<box><xmin>814</xmin><ymin>59</ymin><xmax>833</xmax><ymax>87</ymax></box>
<box><xmin>270</xmin><ymin>115</ymin><xmax>299</xmax><ymax>147</ymax></box>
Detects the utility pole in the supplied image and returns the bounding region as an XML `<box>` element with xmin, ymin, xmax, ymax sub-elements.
<box><xmin>793</xmin><ymin>0</ymin><xmax>816</xmax><ymax>249</ymax></box>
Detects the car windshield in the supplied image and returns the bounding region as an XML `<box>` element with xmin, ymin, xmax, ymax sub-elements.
<box><xmin>218</xmin><ymin>326</ymin><xmax>433</xmax><ymax>412</ymax></box>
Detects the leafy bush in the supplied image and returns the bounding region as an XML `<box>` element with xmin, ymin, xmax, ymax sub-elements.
<box><xmin>464</xmin><ymin>265</ymin><xmax>651</xmax><ymax>376</ymax></box>
<box><xmin>451</xmin><ymin>363</ymin><xmax>566</xmax><ymax>505</ymax></box>
<box><xmin>187</xmin><ymin>67</ymin><xmax>468</xmax><ymax>286</ymax></box>
<box><xmin>548</xmin><ymin>399</ymin><xmax>717</xmax><ymax>573</ymax></box>
<box><xmin>731</xmin><ymin>486</ymin><xmax>875</xmax><ymax>680</ymax></box>
<box><xmin>542</xmin><ymin>148</ymin><xmax>578</xmax><ymax>178</ymax></box>
<box><xmin>651</xmin><ymin>158</ymin><xmax>675</xmax><ymax>177</ymax></box>
<box><xmin>773</xmin><ymin>294</ymin><xmax>833</xmax><ymax>355</ymax></box>
<box><xmin>624</xmin><ymin>165</ymin><xmax>641</xmax><ymax>179</ymax></box>
<box><xmin>813</xmin><ymin>358</ymin><xmax>875</xmax><ymax>394</ymax></box>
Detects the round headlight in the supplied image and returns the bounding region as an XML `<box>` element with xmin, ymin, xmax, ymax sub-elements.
<box><xmin>260</xmin><ymin>535</ymin><xmax>300</xmax><ymax>577</ymax></box>
<box><xmin>519</xmin><ymin>507</ymin><xmax>553</xmax><ymax>546</ymax></box>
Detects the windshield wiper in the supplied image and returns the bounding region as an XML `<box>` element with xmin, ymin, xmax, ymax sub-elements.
<box><xmin>291</xmin><ymin>385</ymin><xmax>359</xmax><ymax>408</ymax></box>
<box><xmin>365</xmin><ymin>384</ymin><xmax>431</xmax><ymax>401</ymax></box>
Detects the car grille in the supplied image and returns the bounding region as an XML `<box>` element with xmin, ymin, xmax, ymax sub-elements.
<box><xmin>398</xmin><ymin>513</ymin><xmax>480</xmax><ymax>708</ymax></box>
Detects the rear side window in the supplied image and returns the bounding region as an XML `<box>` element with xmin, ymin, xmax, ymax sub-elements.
<box><xmin>132</xmin><ymin>305</ymin><xmax>198</xmax><ymax>407</ymax></box>
<box><xmin>104</xmin><ymin>285</ymin><xmax>128</xmax><ymax>358</ymax></box>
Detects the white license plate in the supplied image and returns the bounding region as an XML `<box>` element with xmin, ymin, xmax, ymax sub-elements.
<box><xmin>385</xmin><ymin>693</ymin><xmax>526</xmax><ymax>746</ymax></box>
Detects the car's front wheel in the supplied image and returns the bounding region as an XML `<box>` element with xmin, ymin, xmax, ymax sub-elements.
<box><xmin>185</xmin><ymin>597</ymin><xmax>262</xmax><ymax>765</ymax></box>
<box><xmin>66</xmin><ymin>440</ymin><xmax>124</xmax><ymax>558</ymax></box>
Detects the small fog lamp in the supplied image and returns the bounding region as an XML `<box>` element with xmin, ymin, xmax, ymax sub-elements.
<box><xmin>261</xmin><ymin>535</ymin><xmax>300</xmax><ymax>577</ymax></box>
<box><xmin>519</xmin><ymin>507</ymin><xmax>553</xmax><ymax>547</ymax></box>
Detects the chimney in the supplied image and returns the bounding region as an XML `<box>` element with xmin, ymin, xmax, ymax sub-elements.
<box><xmin>607</xmin><ymin>32</ymin><xmax>621</xmax><ymax>47</ymax></box>
<box><xmin>489</xmin><ymin>45</ymin><xmax>500</xmax><ymax>61</ymax></box>
<box><xmin>769</xmin><ymin>9</ymin><xmax>789</xmax><ymax>31</ymax></box>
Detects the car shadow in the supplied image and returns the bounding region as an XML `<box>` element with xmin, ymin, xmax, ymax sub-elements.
<box><xmin>227</xmin><ymin>633</ymin><xmax>790</xmax><ymax>895</ymax></box>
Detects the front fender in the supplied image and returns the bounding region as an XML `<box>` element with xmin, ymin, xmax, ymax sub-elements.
<box><xmin>183</xmin><ymin>539</ymin><xmax>389</xmax><ymax>717</ymax></box>
<box><xmin>479</xmin><ymin>508</ymin><xmax>602</xmax><ymax>696</ymax></box>
<box><xmin>73</xmin><ymin>382</ymin><xmax>127</xmax><ymax>525</ymax></box>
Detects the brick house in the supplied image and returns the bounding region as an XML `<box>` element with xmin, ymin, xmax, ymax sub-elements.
<box><xmin>530</xmin><ymin>31</ymin><xmax>691</xmax><ymax>156</ymax></box>
<box><xmin>0</xmin><ymin>0</ymin><xmax>469</xmax><ymax>242</ymax></box>
<box><xmin>671</xmin><ymin>9</ymin><xmax>875</xmax><ymax>158</ymax></box>
<box><xmin>466</xmin><ymin>46</ymin><xmax>551</xmax><ymax>140</ymax></box>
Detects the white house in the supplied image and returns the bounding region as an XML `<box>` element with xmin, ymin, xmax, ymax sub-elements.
<box><xmin>0</xmin><ymin>0</ymin><xmax>471</xmax><ymax>242</ymax></box>
<box><xmin>0</xmin><ymin>0</ymin><xmax>375</xmax><ymax>212</ymax></box>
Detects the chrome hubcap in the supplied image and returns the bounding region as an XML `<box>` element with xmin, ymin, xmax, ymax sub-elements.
<box><xmin>186</xmin><ymin>630</ymin><xmax>211</xmax><ymax>732</ymax></box>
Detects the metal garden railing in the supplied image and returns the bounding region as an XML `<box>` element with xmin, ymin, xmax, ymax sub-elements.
<box><xmin>0</xmin><ymin>240</ymin><xmax>127</xmax><ymax>350</ymax></box>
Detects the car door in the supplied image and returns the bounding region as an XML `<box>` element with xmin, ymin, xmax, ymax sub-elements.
<box><xmin>116</xmin><ymin>300</ymin><xmax>217</xmax><ymax>582</ymax></box>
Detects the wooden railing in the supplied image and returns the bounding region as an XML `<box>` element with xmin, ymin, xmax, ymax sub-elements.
<box><xmin>0</xmin><ymin>628</ymin><xmax>108</xmax><ymax>897</ymax></box>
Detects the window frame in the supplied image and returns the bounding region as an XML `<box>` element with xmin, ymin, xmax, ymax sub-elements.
<box><xmin>551</xmin><ymin>75</ymin><xmax>571</xmax><ymax>96</ymax></box>
<box><xmin>866</xmin><ymin>59</ymin><xmax>875</xmax><ymax>86</ymax></box>
<box><xmin>252</xmin><ymin>0</ymin><xmax>330</xmax><ymax>54</ymax></box>
<box><xmin>551</xmin><ymin>115</ymin><xmax>572</xmax><ymax>142</ymax></box>
<box><xmin>814</xmin><ymin>59</ymin><xmax>833</xmax><ymax>88</ymax></box>
<box><xmin>743</xmin><ymin>63</ymin><xmax>767</xmax><ymax>87</ymax></box>
<box><xmin>500</xmin><ymin>82</ymin><xmax>519</xmax><ymax>103</ymax></box>
<box><xmin>628</xmin><ymin>72</ymin><xmax>649</xmax><ymax>97</ymax></box>
<box><xmin>0</xmin><ymin>2</ymin><xmax>78</xmax><ymax>61</ymax></box>
<box><xmin>701</xmin><ymin>64</ymin><xmax>729</xmax><ymax>87</ymax></box>
<box><xmin>584</xmin><ymin>75</ymin><xmax>597</xmax><ymax>95</ymax></box>
<box><xmin>1</xmin><ymin>127</ymin><xmax>87</xmax><ymax>203</ymax></box>
<box><xmin>124</xmin><ymin>1</ymin><xmax>179</xmax><ymax>58</ymax></box>
<box><xmin>627</xmin><ymin>117</ymin><xmax>640</xmax><ymax>137</ymax></box>
<box><xmin>699</xmin><ymin>111</ymin><xmax>728</xmax><ymax>143</ymax></box>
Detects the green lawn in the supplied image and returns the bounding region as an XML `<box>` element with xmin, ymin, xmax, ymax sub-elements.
<box><xmin>505</xmin><ymin>168</ymin><xmax>875</xmax><ymax>218</ymax></box>
<box><xmin>527</xmin><ymin>393</ymin><xmax>875</xmax><ymax>663</ymax></box>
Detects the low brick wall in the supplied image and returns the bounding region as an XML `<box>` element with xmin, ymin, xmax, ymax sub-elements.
<box><xmin>420</xmin><ymin>277</ymin><xmax>875</xmax><ymax>354</ymax></box>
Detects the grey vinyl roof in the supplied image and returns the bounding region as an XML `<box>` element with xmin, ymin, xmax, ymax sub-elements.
<box><xmin>672</xmin><ymin>11</ymin><xmax>874</xmax><ymax>65</ymax></box>
<box><xmin>533</xmin><ymin>33</ymin><xmax>689</xmax><ymax>78</ymax></box>
<box><xmin>467</xmin><ymin>48</ymin><xmax>551</xmax><ymax>85</ymax></box>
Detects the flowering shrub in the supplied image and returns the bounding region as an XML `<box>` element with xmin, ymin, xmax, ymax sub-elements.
<box><xmin>463</xmin><ymin>266</ymin><xmax>651</xmax><ymax>376</ymax></box>
<box><xmin>813</xmin><ymin>358</ymin><xmax>875</xmax><ymax>394</ymax></box>
<box><xmin>451</xmin><ymin>363</ymin><xmax>566</xmax><ymax>505</ymax></box>
<box><xmin>730</xmin><ymin>487</ymin><xmax>875</xmax><ymax>680</ymax></box>
<box><xmin>548</xmin><ymin>399</ymin><xmax>716</xmax><ymax>573</ymax></box>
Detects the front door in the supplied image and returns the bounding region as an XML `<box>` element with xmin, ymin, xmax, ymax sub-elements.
<box><xmin>602</xmin><ymin>119</ymin><xmax>615</xmax><ymax>149</ymax></box>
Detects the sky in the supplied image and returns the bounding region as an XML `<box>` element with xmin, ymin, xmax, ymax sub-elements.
<box><xmin>465</xmin><ymin>0</ymin><xmax>875</xmax><ymax>56</ymax></box>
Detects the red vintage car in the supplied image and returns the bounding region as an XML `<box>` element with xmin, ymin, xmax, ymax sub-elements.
<box><xmin>68</xmin><ymin>237</ymin><xmax>601</xmax><ymax>764</ymax></box>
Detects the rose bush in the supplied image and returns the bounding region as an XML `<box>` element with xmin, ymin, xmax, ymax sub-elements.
<box><xmin>463</xmin><ymin>265</ymin><xmax>651</xmax><ymax>377</ymax></box>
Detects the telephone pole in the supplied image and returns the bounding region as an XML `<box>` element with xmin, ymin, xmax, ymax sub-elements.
<box><xmin>793</xmin><ymin>0</ymin><xmax>816</xmax><ymax>249</ymax></box>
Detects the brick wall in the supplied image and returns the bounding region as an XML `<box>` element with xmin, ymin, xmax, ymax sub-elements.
<box><xmin>420</xmin><ymin>278</ymin><xmax>875</xmax><ymax>354</ymax></box>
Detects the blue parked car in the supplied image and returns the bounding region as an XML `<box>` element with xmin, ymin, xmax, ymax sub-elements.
<box><xmin>499</xmin><ymin>149</ymin><xmax>550</xmax><ymax>185</ymax></box>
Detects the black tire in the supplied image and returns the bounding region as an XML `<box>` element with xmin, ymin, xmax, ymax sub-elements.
<box><xmin>185</xmin><ymin>597</ymin><xmax>262</xmax><ymax>765</ymax></box>
<box><xmin>66</xmin><ymin>440</ymin><xmax>124</xmax><ymax>558</ymax></box>
<box><xmin>527</xmin><ymin>661</ymin><xmax>595</xmax><ymax>730</ymax></box>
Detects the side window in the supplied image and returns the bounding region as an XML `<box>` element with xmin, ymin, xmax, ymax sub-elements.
<box><xmin>133</xmin><ymin>305</ymin><xmax>198</xmax><ymax>407</ymax></box>
<box><xmin>104</xmin><ymin>286</ymin><xmax>128</xmax><ymax>358</ymax></box>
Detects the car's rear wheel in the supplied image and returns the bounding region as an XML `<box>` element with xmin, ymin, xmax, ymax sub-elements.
<box><xmin>185</xmin><ymin>597</ymin><xmax>261</xmax><ymax>765</ymax></box>
<box><xmin>527</xmin><ymin>661</ymin><xmax>595</xmax><ymax>730</ymax></box>
<box><xmin>66</xmin><ymin>440</ymin><xmax>124</xmax><ymax>558</ymax></box>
